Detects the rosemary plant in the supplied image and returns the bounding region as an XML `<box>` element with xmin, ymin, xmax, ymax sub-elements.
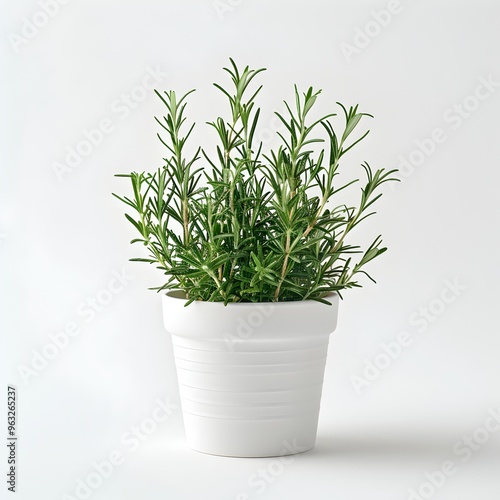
<box><xmin>113</xmin><ymin>60</ymin><xmax>397</xmax><ymax>304</ymax></box>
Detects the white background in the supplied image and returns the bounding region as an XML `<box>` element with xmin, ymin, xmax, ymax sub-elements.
<box><xmin>1</xmin><ymin>1</ymin><xmax>500</xmax><ymax>499</ymax></box>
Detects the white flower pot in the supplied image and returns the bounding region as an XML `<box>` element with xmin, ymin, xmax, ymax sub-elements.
<box><xmin>162</xmin><ymin>291</ymin><xmax>339</xmax><ymax>457</ymax></box>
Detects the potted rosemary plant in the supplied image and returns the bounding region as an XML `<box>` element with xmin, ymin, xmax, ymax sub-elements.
<box><xmin>114</xmin><ymin>60</ymin><xmax>397</xmax><ymax>457</ymax></box>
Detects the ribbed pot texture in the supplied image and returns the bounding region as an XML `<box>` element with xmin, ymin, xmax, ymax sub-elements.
<box><xmin>162</xmin><ymin>291</ymin><xmax>339</xmax><ymax>457</ymax></box>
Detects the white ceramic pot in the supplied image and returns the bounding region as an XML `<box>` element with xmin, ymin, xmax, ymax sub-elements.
<box><xmin>162</xmin><ymin>291</ymin><xmax>339</xmax><ymax>457</ymax></box>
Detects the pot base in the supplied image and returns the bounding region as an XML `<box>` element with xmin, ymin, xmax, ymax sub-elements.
<box><xmin>183</xmin><ymin>412</ymin><xmax>318</xmax><ymax>458</ymax></box>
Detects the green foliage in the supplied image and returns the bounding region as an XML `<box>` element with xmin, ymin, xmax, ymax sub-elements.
<box><xmin>113</xmin><ymin>60</ymin><xmax>398</xmax><ymax>304</ymax></box>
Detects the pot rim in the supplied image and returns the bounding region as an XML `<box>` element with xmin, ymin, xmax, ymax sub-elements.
<box><xmin>164</xmin><ymin>289</ymin><xmax>338</xmax><ymax>306</ymax></box>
